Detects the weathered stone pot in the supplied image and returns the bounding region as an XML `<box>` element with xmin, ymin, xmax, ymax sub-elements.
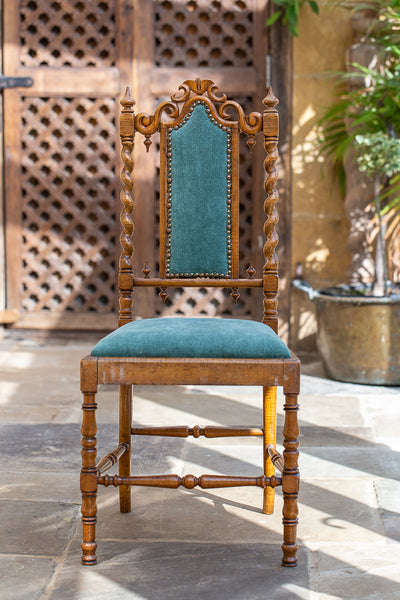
<box><xmin>293</xmin><ymin>280</ymin><xmax>400</xmax><ymax>385</ymax></box>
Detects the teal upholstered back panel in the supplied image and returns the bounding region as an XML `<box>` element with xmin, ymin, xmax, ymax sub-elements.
<box><xmin>165</xmin><ymin>103</ymin><xmax>232</xmax><ymax>277</ymax></box>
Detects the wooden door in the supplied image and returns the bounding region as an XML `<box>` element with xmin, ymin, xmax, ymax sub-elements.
<box><xmin>2</xmin><ymin>0</ymin><xmax>292</xmax><ymax>331</ymax></box>
<box><xmin>2</xmin><ymin>0</ymin><xmax>134</xmax><ymax>329</ymax></box>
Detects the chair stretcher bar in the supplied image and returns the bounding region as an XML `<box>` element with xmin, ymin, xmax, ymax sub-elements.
<box><xmin>131</xmin><ymin>425</ymin><xmax>264</xmax><ymax>438</ymax></box>
<box><xmin>97</xmin><ymin>473</ymin><xmax>282</xmax><ymax>489</ymax></box>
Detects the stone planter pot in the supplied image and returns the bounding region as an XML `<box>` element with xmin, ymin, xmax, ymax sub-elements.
<box><xmin>293</xmin><ymin>280</ymin><xmax>400</xmax><ymax>385</ymax></box>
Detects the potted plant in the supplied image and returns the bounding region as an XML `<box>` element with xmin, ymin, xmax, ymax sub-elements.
<box><xmin>293</xmin><ymin>0</ymin><xmax>400</xmax><ymax>384</ymax></box>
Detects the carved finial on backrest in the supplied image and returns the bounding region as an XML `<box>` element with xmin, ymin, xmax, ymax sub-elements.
<box><xmin>246</xmin><ymin>263</ymin><xmax>256</xmax><ymax>279</ymax></box>
<box><xmin>247</xmin><ymin>134</ymin><xmax>256</xmax><ymax>152</ymax></box>
<box><xmin>262</xmin><ymin>87</ymin><xmax>279</xmax><ymax>139</ymax></box>
<box><xmin>159</xmin><ymin>287</ymin><xmax>168</xmax><ymax>304</ymax></box>
<box><xmin>120</xmin><ymin>87</ymin><xmax>135</xmax><ymax>126</ymax></box>
<box><xmin>262</xmin><ymin>87</ymin><xmax>279</xmax><ymax>109</ymax></box>
<box><xmin>144</xmin><ymin>135</ymin><xmax>152</xmax><ymax>152</ymax></box>
<box><xmin>142</xmin><ymin>261</ymin><xmax>151</xmax><ymax>278</ymax></box>
<box><xmin>231</xmin><ymin>288</ymin><xmax>240</xmax><ymax>304</ymax></box>
<box><xmin>121</xmin><ymin>86</ymin><xmax>135</xmax><ymax>106</ymax></box>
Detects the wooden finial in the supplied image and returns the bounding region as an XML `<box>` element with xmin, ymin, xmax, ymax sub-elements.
<box><xmin>159</xmin><ymin>287</ymin><xmax>168</xmax><ymax>304</ymax></box>
<box><xmin>246</xmin><ymin>263</ymin><xmax>256</xmax><ymax>279</ymax></box>
<box><xmin>247</xmin><ymin>134</ymin><xmax>256</xmax><ymax>152</ymax></box>
<box><xmin>231</xmin><ymin>288</ymin><xmax>240</xmax><ymax>304</ymax></box>
<box><xmin>262</xmin><ymin>86</ymin><xmax>279</xmax><ymax>110</ymax></box>
<box><xmin>142</xmin><ymin>261</ymin><xmax>151</xmax><ymax>278</ymax></box>
<box><xmin>120</xmin><ymin>86</ymin><xmax>135</xmax><ymax>110</ymax></box>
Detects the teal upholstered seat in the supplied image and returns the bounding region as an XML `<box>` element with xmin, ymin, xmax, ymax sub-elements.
<box><xmin>91</xmin><ymin>318</ymin><xmax>291</xmax><ymax>359</ymax></box>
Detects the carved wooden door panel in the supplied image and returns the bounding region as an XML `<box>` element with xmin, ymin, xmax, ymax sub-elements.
<box><xmin>3</xmin><ymin>0</ymin><xmax>133</xmax><ymax>329</ymax></box>
<box><xmin>2</xmin><ymin>0</ymin><xmax>291</xmax><ymax>331</ymax></box>
<box><xmin>133</xmin><ymin>0</ymin><xmax>271</xmax><ymax>320</ymax></box>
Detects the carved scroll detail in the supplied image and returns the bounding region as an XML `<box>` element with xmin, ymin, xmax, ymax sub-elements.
<box><xmin>219</xmin><ymin>99</ymin><xmax>263</xmax><ymax>136</ymax></box>
<box><xmin>134</xmin><ymin>78</ymin><xmax>262</xmax><ymax>138</ymax></box>
<box><xmin>262</xmin><ymin>88</ymin><xmax>280</xmax><ymax>333</ymax></box>
<box><xmin>172</xmin><ymin>79</ymin><xmax>227</xmax><ymax>103</ymax></box>
<box><xmin>118</xmin><ymin>88</ymin><xmax>135</xmax><ymax>327</ymax></box>
<box><xmin>135</xmin><ymin>101</ymin><xmax>179</xmax><ymax>136</ymax></box>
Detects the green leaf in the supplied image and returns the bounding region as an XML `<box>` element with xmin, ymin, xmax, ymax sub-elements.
<box><xmin>308</xmin><ymin>0</ymin><xmax>319</xmax><ymax>14</ymax></box>
<box><xmin>287</xmin><ymin>4</ymin><xmax>298</xmax><ymax>24</ymax></box>
<box><xmin>266</xmin><ymin>10</ymin><xmax>283</xmax><ymax>25</ymax></box>
<box><xmin>338</xmin><ymin>165</ymin><xmax>346</xmax><ymax>197</ymax></box>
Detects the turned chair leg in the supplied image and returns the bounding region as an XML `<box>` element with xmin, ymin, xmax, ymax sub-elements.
<box><xmin>81</xmin><ymin>390</ymin><xmax>98</xmax><ymax>565</ymax></box>
<box><xmin>281</xmin><ymin>391</ymin><xmax>300</xmax><ymax>567</ymax></box>
<box><xmin>119</xmin><ymin>384</ymin><xmax>132</xmax><ymax>513</ymax></box>
<box><xmin>263</xmin><ymin>386</ymin><xmax>277</xmax><ymax>514</ymax></box>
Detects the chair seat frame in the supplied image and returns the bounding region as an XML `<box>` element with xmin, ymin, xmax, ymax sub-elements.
<box><xmin>81</xmin><ymin>355</ymin><xmax>300</xmax><ymax>567</ymax></box>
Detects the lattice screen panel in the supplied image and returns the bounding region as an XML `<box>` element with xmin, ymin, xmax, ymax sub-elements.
<box><xmin>20</xmin><ymin>0</ymin><xmax>117</xmax><ymax>67</ymax></box>
<box><xmin>20</xmin><ymin>96</ymin><xmax>118</xmax><ymax>313</ymax></box>
<box><xmin>154</xmin><ymin>0</ymin><xmax>254</xmax><ymax>68</ymax></box>
<box><xmin>154</xmin><ymin>97</ymin><xmax>256</xmax><ymax>318</ymax></box>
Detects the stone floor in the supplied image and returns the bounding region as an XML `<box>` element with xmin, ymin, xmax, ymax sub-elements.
<box><xmin>0</xmin><ymin>337</ymin><xmax>399</xmax><ymax>599</ymax></box>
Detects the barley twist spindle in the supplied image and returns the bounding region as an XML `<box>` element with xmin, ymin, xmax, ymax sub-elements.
<box><xmin>118</xmin><ymin>88</ymin><xmax>135</xmax><ymax>327</ymax></box>
<box><xmin>262</xmin><ymin>88</ymin><xmax>279</xmax><ymax>333</ymax></box>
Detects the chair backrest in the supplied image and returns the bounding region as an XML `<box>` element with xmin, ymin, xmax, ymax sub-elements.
<box><xmin>118</xmin><ymin>79</ymin><xmax>280</xmax><ymax>332</ymax></box>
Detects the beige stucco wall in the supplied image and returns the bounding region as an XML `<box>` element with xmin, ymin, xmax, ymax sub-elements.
<box><xmin>290</xmin><ymin>4</ymin><xmax>353</xmax><ymax>351</ymax></box>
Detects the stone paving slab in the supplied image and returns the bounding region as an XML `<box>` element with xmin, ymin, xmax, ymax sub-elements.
<box><xmin>310</xmin><ymin>544</ymin><xmax>400</xmax><ymax>599</ymax></box>
<box><xmin>0</xmin><ymin>472</ymin><xmax>81</xmax><ymax>504</ymax></box>
<box><xmin>0</xmin><ymin>500</ymin><xmax>79</xmax><ymax>555</ymax></box>
<box><xmin>48</xmin><ymin>541</ymin><xmax>310</xmax><ymax>600</ymax></box>
<box><xmin>297</xmin><ymin>480</ymin><xmax>386</xmax><ymax>544</ymax></box>
<box><xmin>95</xmin><ymin>487</ymin><xmax>283</xmax><ymax>543</ymax></box>
<box><xmin>131</xmin><ymin>384</ymin><xmax>265</xmax><ymax>428</ymax></box>
<box><xmin>297</xmin><ymin>425</ymin><xmax>376</xmax><ymax>447</ymax></box>
<box><xmin>0</xmin><ymin>423</ymin><xmax>97</xmax><ymax>471</ymax></box>
<box><xmin>297</xmin><ymin>394</ymin><xmax>366</xmax><ymax>429</ymax></box>
<box><xmin>374</xmin><ymin>479</ymin><xmax>400</xmax><ymax>517</ymax></box>
<box><xmin>298</xmin><ymin>447</ymin><xmax>399</xmax><ymax>480</ymax></box>
<box><xmin>0</xmin><ymin>424</ymin><xmax>186</xmax><ymax>473</ymax></box>
<box><xmin>381</xmin><ymin>518</ymin><xmax>400</xmax><ymax>544</ymax></box>
<box><xmin>0</xmin><ymin>556</ymin><xmax>58</xmax><ymax>600</ymax></box>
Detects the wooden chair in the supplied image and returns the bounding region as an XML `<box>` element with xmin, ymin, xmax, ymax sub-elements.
<box><xmin>80</xmin><ymin>79</ymin><xmax>300</xmax><ymax>567</ymax></box>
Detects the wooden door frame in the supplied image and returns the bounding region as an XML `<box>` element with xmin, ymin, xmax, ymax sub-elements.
<box><xmin>1</xmin><ymin>0</ymin><xmax>135</xmax><ymax>330</ymax></box>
